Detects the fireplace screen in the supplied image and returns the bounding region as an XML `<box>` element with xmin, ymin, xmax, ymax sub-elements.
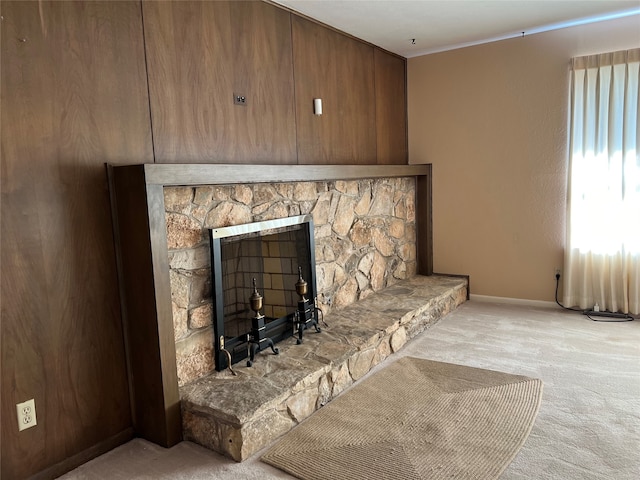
<box><xmin>210</xmin><ymin>215</ymin><xmax>317</xmax><ymax>370</ymax></box>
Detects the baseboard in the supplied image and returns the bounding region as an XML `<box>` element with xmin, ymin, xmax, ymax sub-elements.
<box><xmin>470</xmin><ymin>294</ymin><xmax>560</xmax><ymax>309</ymax></box>
<box><xmin>29</xmin><ymin>427</ymin><xmax>134</xmax><ymax>480</ymax></box>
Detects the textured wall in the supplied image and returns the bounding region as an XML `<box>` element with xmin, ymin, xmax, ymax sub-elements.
<box><xmin>164</xmin><ymin>178</ymin><xmax>416</xmax><ymax>385</ymax></box>
<box><xmin>408</xmin><ymin>15</ymin><xmax>640</xmax><ymax>301</ymax></box>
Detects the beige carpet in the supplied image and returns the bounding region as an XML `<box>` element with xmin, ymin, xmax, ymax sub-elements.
<box><xmin>262</xmin><ymin>357</ymin><xmax>543</xmax><ymax>480</ymax></box>
<box><xmin>57</xmin><ymin>302</ymin><xmax>640</xmax><ymax>480</ymax></box>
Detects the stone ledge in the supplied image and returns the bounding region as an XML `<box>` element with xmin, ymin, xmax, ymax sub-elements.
<box><xmin>180</xmin><ymin>274</ymin><xmax>468</xmax><ymax>461</ymax></box>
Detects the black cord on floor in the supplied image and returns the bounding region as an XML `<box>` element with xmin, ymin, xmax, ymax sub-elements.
<box><xmin>555</xmin><ymin>274</ymin><xmax>635</xmax><ymax>321</ymax></box>
<box><xmin>584</xmin><ymin>312</ymin><xmax>634</xmax><ymax>322</ymax></box>
<box><xmin>555</xmin><ymin>274</ymin><xmax>583</xmax><ymax>312</ymax></box>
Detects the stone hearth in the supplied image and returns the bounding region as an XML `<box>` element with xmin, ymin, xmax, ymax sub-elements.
<box><xmin>180</xmin><ymin>274</ymin><xmax>468</xmax><ymax>461</ymax></box>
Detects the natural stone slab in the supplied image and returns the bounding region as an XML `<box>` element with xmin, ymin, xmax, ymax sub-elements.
<box><xmin>388</xmin><ymin>218</ymin><xmax>405</xmax><ymax>238</ymax></box>
<box><xmin>168</xmin><ymin>245</ymin><xmax>210</xmax><ymax>270</ymax></box>
<box><xmin>238</xmin><ymin>408</ymin><xmax>295</xmax><ymax>460</ymax></box>
<box><xmin>354</xmin><ymin>186</ymin><xmax>372</xmax><ymax>215</ymax></box>
<box><xmin>166</xmin><ymin>213</ymin><xmax>202</xmax><ymax>249</ymax></box>
<box><xmin>233</xmin><ymin>185</ymin><xmax>253</xmax><ymax>205</ymax></box>
<box><xmin>293</xmin><ymin>182</ymin><xmax>317</xmax><ymax>201</ymax></box>
<box><xmin>321</xmin><ymin>321</ymin><xmax>382</xmax><ymax>350</ymax></box>
<box><xmin>348</xmin><ymin>347</ymin><xmax>376</xmax><ymax>381</ymax></box>
<box><xmin>175</xmin><ymin>329</ymin><xmax>215</xmax><ymax>386</ymax></box>
<box><xmin>372</xmin><ymin>337</ymin><xmax>392</xmax><ymax>366</ymax></box>
<box><xmin>204</xmin><ymin>202</ymin><xmax>251</xmax><ymax>228</ymax></box>
<box><xmin>369</xmin><ymin>183</ymin><xmax>394</xmax><ymax>216</ymax></box>
<box><xmin>170</xmin><ymin>270</ymin><xmax>190</xmax><ymax>309</ymax></box>
<box><xmin>180</xmin><ymin>275</ymin><xmax>468</xmax><ymax>462</ymax></box>
<box><xmin>332</xmin><ymin>196</ymin><xmax>357</xmax><ymax>237</ymax></box>
<box><xmin>372</xmin><ymin>228</ymin><xmax>395</xmax><ymax>257</ymax></box>
<box><xmin>339</xmin><ymin>308</ymin><xmax>401</xmax><ymax>336</ymax></box>
<box><xmin>390</xmin><ymin>326</ymin><xmax>408</xmax><ymax>352</ymax></box>
<box><xmin>164</xmin><ymin>187</ymin><xmax>193</xmax><ymax>213</ymax></box>
<box><xmin>181</xmin><ymin>375</ymin><xmax>289</xmax><ymax>425</ymax></box>
<box><xmin>286</xmin><ymin>387</ymin><xmax>319</xmax><ymax>422</ymax></box>
<box><xmin>172</xmin><ymin>301</ymin><xmax>188</xmax><ymax>340</ymax></box>
<box><xmin>189</xmin><ymin>303</ymin><xmax>212</xmax><ymax>329</ymax></box>
<box><xmin>330</xmin><ymin>362</ymin><xmax>353</xmax><ymax>397</ymax></box>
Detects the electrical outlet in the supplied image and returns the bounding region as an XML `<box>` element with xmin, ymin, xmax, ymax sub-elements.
<box><xmin>233</xmin><ymin>93</ymin><xmax>247</xmax><ymax>106</ymax></box>
<box><xmin>16</xmin><ymin>399</ymin><xmax>37</xmax><ymax>431</ymax></box>
<box><xmin>555</xmin><ymin>268</ymin><xmax>561</xmax><ymax>277</ymax></box>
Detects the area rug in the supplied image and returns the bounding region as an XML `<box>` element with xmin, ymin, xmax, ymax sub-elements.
<box><xmin>262</xmin><ymin>357</ymin><xmax>543</xmax><ymax>480</ymax></box>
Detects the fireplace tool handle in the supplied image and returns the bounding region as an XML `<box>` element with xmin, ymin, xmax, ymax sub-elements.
<box><xmin>219</xmin><ymin>336</ymin><xmax>237</xmax><ymax>376</ymax></box>
<box><xmin>220</xmin><ymin>348</ymin><xmax>237</xmax><ymax>376</ymax></box>
<box><xmin>315</xmin><ymin>297</ymin><xmax>328</xmax><ymax>327</ymax></box>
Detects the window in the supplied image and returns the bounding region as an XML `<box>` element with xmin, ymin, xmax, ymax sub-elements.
<box><xmin>564</xmin><ymin>49</ymin><xmax>639</xmax><ymax>315</ymax></box>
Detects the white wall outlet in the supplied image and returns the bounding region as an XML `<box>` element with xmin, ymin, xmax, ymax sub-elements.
<box><xmin>16</xmin><ymin>398</ymin><xmax>37</xmax><ymax>431</ymax></box>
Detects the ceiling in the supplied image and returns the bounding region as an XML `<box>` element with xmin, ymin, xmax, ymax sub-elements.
<box><xmin>273</xmin><ymin>0</ymin><xmax>640</xmax><ymax>57</ymax></box>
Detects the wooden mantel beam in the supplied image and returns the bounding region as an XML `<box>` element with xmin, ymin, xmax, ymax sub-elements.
<box><xmin>140</xmin><ymin>163</ymin><xmax>431</xmax><ymax>186</ymax></box>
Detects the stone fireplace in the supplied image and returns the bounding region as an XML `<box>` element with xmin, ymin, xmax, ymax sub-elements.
<box><xmin>108</xmin><ymin>163</ymin><xmax>434</xmax><ymax>449</ymax></box>
<box><xmin>164</xmin><ymin>177</ymin><xmax>417</xmax><ymax>386</ymax></box>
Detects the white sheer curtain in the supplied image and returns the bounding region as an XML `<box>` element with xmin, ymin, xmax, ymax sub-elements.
<box><xmin>564</xmin><ymin>49</ymin><xmax>640</xmax><ymax>315</ymax></box>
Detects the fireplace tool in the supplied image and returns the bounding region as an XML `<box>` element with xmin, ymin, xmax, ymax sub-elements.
<box><xmin>294</xmin><ymin>266</ymin><xmax>321</xmax><ymax>344</ymax></box>
<box><xmin>246</xmin><ymin>278</ymin><xmax>279</xmax><ymax>367</ymax></box>
<box><xmin>219</xmin><ymin>336</ymin><xmax>237</xmax><ymax>376</ymax></box>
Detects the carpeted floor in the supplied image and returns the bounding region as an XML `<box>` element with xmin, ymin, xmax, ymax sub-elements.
<box><xmin>262</xmin><ymin>357</ymin><xmax>543</xmax><ymax>479</ymax></box>
<box><xmin>58</xmin><ymin>300</ymin><xmax>640</xmax><ymax>480</ymax></box>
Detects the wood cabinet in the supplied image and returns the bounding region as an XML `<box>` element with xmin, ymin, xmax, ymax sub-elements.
<box><xmin>0</xmin><ymin>1</ymin><xmax>152</xmax><ymax>478</ymax></box>
<box><xmin>292</xmin><ymin>15</ymin><xmax>377</xmax><ymax>164</ymax></box>
<box><xmin>143</xmin><ymin>1</ymin><xmax>297</xmax><ymax>164</ymax></box>
<box><xmin>375</xmin><ymin>48</ymin><xmax>408</xmax><ymax>164</ymax></box>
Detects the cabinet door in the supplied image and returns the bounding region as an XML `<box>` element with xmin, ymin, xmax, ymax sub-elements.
<box><xmin>143</xmin><ymin>1</ymin><xmax>296</xmax><ymax>164</ymax></box>
<box><xmin>375</xmin><ymin>49</ymin><xmax>407</xmax><ymax>164</ymax></box>
<box><xmin>292</xmin><ymin>16</ymin><xmax>376</xmax><ymax>164</ymax></box>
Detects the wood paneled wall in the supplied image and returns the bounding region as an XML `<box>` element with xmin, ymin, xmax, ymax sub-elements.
<box><xmin>375</xmin><ymin>49</ymin><xmax>408</xmax><ymax>164</ymax></box>
<box><xmin>292</xmin><ymin>15</ymin><xmax>377</xmax><ymax>164</ymax></box>
<box><xmin>143</xmin><ymin>1</ymin><xmax>297</xmax><ymax>163</ymax></box>
<box><xmin>1</xmin><ymin>1</ymin><xmax>153</xmax><ymax>478</ymax></box>
<box><xmin>0</xmin><ymin>1</ymin><xmax>407</xmax><ymax>477</ymax></box>
<box><xmin>142</xmin><ymin>1</ymin><xmax>406</xmax><ymax>165</ymax></box>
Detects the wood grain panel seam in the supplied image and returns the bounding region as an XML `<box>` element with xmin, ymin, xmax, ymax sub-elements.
<box><xmin>139</xmin><ymin>0</ymin><xmax>157</xmax><ymax>163</ymax></box>
<box><xmin>289</xmin><ymin>11</ymin><xmax>301</xmax><ymax>165</ymax></box>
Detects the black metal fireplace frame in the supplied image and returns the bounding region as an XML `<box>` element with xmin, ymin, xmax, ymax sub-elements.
<box><xmin>209</xmin><ymin>214</ymin><xmax>317</xmax><ymax>371</ymax></box>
